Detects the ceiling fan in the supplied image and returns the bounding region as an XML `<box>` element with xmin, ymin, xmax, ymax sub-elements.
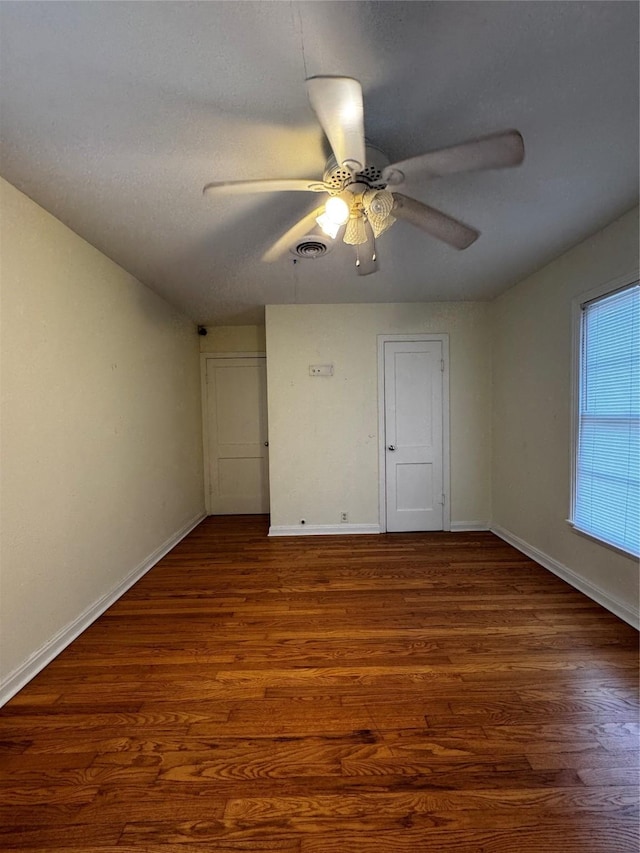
<box><xmin>203</xmin><ymin>77</ymin><xmax>525</xmax><ymax>275</ymax></box>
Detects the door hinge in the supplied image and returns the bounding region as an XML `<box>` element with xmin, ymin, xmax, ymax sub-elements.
<box><xmin>440</xmin><ymin>493</ymin><xmax>446</xmax><ymax>505</ymax></box>
<box><xmin>440</xmin><ymin>359</ymin><xmax>445</xmax><ymax>372</ymax></box>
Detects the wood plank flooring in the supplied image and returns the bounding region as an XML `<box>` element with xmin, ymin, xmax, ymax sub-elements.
<box><xmin>1</xmin><ymin>515</ymin><xmax>638</xmax><ymax>852</ymax></box>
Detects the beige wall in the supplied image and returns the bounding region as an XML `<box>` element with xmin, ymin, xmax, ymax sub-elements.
<box><xmin>199</xmin><ymin>325</ymin><xmax>266</xmax><ymax>353</ymax></box>
<box><xmin>0</xmin><ymin>179</ymin><xmax>205</xmax><ymax>693</ymax></box>
<box><xmin>2</xmin><ymin>167</ymin><xmax>635</xmax><ymax>700</ymax></box>
<box><xmin>492</xmin><ymin>206</ymin><xmax>639</xmax><ymax>618</ymax></box>
<box><xmin>266</xmin><ymin>302</ymin><xmax>492</xmax><ymax>528</ymax></box>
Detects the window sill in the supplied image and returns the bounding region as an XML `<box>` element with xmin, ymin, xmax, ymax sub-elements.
<box><xmin>566</xmin><ymin>520</ymin><xmax>640</xmax><ymax>561</ymax></box>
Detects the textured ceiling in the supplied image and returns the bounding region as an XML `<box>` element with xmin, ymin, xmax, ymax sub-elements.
<box><xmin>1</xmin><ymin>1</ymin><xmax>638</xmax><ymax>324</ymax></box>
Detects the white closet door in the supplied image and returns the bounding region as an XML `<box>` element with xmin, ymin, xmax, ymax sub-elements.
<box><xmin>206</xmin><ymin>357</ymin><xmax>269</xmax><ymax>513</ymax></box>
<box><xmin>384</xmin><ymin>341</ymin><xmax>444</xmax><ymax>532</ymax></box>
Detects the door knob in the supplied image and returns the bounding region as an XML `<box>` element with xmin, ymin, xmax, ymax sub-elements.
<box><xmin>388</xmin><ymin>445</ymin><xmax>396</xmax><ymax>451</ymax></box>
<box><xmin>264</xmin><ymin>441</ymin><xmax>269</xmax><ymax>447</ymax></box>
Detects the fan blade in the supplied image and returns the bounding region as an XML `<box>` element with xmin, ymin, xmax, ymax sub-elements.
<box><xmin>262</xmin><ymin>205</ymin><xmax>326</xmax><ymax>263</ymax></box>
<box><xmin>354</xmin><ymin>225</ymin><xmax>379</xmax><ymax>276</ymax></box>
<box><xmin>204</xmin><ymin>179</ymin><xmax>325</xmax><ymax>196</ymax></box>
<box><xmin>306</xmin><ymin>76</ymin><xmax>366</xmax><ymax>172</ymax></box>
<box><xmin>392</xmin><ymin>193</ymin><xmax>479</xmax><ymax>250</ymax></box>
<box><xmin>383</xmin><ymin>130</ymin><xmax>525</xmax><ymax>186</ymax></box>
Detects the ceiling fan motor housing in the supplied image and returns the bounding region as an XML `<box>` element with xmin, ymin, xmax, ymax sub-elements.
<box><xmin>323</xmin><ymin>144</ymin><xmax>390</xmax><ymax>194</ymax></box>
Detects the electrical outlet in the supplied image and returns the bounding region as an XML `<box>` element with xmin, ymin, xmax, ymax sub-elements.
<box><xmin>340</xmin><ymin>512</ymin><xmax>348</xmax><ymax>523</ymax></box>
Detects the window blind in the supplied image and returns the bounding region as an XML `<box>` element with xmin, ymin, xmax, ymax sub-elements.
<box><xmin>574</xmin><ymin>282</ymin><xmax>639</xmax><ymax>556</ymax></box>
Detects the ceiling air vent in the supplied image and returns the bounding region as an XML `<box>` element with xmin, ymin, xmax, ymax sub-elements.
<box><xmin>290</xmin><ymin>235</ymin><xmax>333</xmax><ymax>259</ymax></box>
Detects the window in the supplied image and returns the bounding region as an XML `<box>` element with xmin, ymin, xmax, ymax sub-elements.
<box><xmin>571</xmin><ymin>280</ymin><xmax>639</xmax><ymax>557</ymax></box>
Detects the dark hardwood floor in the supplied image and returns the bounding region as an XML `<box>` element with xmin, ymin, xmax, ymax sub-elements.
<box><xmin>1</xmin><ymin>515</ymin><xmax>638</xmax><ymax>852</ymax></box>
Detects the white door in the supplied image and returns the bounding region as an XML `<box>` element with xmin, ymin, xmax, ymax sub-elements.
<box><xmin>205</xmin><ymin>357</ymin><xmax>269</xmax><ymax>514</ymax></box>
<box><xmin>384</xmin><ymin>340</ymin><xmax>444</xmax><ymax>532</ymax></box>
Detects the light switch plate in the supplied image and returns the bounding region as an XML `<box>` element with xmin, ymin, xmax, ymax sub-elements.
<box><xmin>309</xmin><ymin>364</ymin><xmax>334</xmax><ymax>376</ymax></box>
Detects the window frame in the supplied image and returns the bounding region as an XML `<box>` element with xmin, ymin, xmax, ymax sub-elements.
<box><xmin>568</xmin><ymin>270</ymin><xmax>640</xmax><ymax>559</ymax></box>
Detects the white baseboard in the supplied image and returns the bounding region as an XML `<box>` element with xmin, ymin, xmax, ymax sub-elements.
<box><xmin>0</xmin><ymin>511</ymin><xmax>206</xmax><ymax>707</ymax></box>
<box><xmin>270</xmin><ymin>523</ymin><xmax>489</xmax><ymax>536</ymax></box>
<box><xmin>491</xmin><ymin>524</ymin><xmax>639</xmax><ymax>630</ymax></box>
<box><xmin>269</xmin><ymin>523</ymin><xmax>381</xmax><ymax>537</ymax></box>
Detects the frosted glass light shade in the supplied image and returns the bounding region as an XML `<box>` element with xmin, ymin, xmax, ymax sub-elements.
<box><xmin>316</xmin><ymin>212</ymin><xmax>341</xmax><ymax>239</ymax></box>
<box><xmin>344</xmin><ymin>215</ymin><xmax>368</xmax><ymax>245</ymax></box>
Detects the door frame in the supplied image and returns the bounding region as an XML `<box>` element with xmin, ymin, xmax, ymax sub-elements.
<box><xmin>200</xmin><ymin>351</ymin><xmax>266</xmax><ymax>515</ymax></box>
<box><xmin>377</xmin><ymin>334</ymin><xmax>450</xmax><ymax>533</ymax></box>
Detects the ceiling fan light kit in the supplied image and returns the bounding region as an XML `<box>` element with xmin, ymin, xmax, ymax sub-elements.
<box><xmin>316</xmin><ymin>194</ymin><xmax>350</xmax><ymax>238</ymax></box>
<box><xmin>344</xmin><ymin>213</ymin><xmax>368</xmax><ymax>246</ymax></box>
<box><xmin>203</xmin><ymin>76</ymin><xmax>525</xmax><ymax>275</ymax></box>
<box><xmin>324</xmin><ymin>196</ymin><xmax>351</xmax><ymax>224</ymax></box>
<box><xmin>315</xmin><ymin>212</ymin><xmax>342</xmax><ymax>240</ymax></box>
